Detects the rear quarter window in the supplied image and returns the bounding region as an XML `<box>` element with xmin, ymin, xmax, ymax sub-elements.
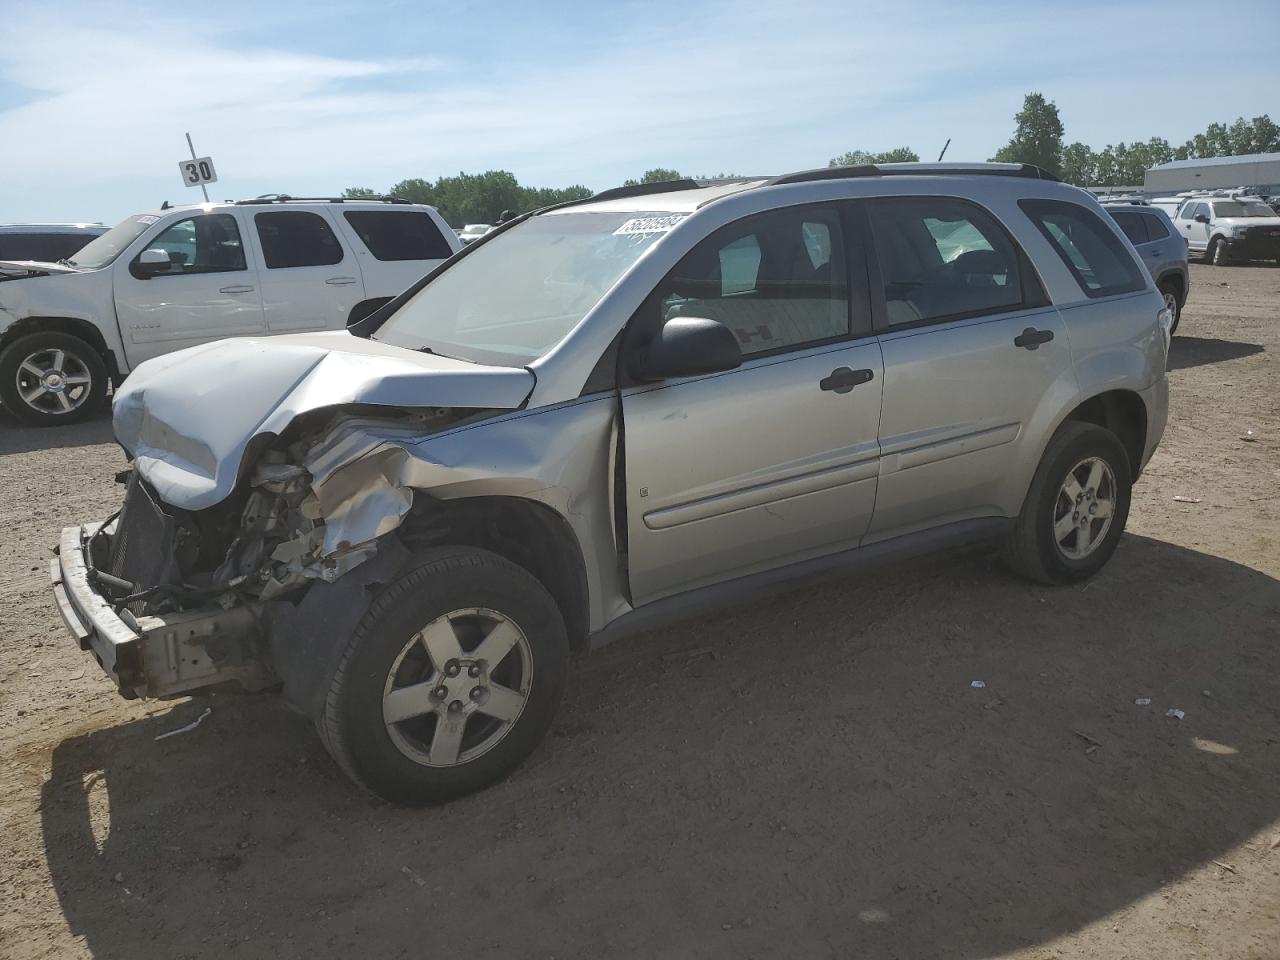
<box><xmin>1019</xmin><ymin>199</ymin><xmax>1146</xmax><ymax>299</ymax></box>
<box><xmin>1143</xmin><ymin>214</ymin><xmax>1170</xmax><ymax>241</ymax></box>
<box><xmin>1110</xmin><ymin>212</ymin><xmax>1149</xmax><ymax>245</ymax></box>
<box><xmin>343</xmin><ymin>210</ymin><xmax>455</xmax><ymax>261</ymax></box>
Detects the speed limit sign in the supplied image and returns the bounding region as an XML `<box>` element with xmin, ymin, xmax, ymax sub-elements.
<box><xmin>178</xmin><ymin>156</ymin><xmax>218</xmax><ymax>187</ymax></box>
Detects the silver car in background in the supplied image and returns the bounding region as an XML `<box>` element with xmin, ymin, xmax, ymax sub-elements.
<box><xmin>51</xmin><ymin>163</ymin><xmax>1171</xmax><ymax>804</ymax></box>
<box><xmin>1104</xmin><ymin>204</ymin><xmax>1189</xmax><ymax>333</ymax></box>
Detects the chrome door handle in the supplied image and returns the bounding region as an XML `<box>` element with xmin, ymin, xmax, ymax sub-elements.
<box><xmin>219</xmin><ymin>285</ymin><xmax>254</xmax><ymax>294</ymax></box>
<box><xmin>325</xmin><ymin>277</ymin><xmax>358</xmax><ymax>285</ymax></box>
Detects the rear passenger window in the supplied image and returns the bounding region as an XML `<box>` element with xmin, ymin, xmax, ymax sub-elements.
<box><xmin>657</xmin><ymin>205</ymin><xmax>849</xmax><ymax>357</ymax></box>
<box><xmin>343</xmin><ymin>211</ymin><xmax>454</xmax><ymax>261</ymax></box>
<box><xmin>1020</xmin><ymin>199</ymin><xmax>1146</xmax><ymax>299</ymax></box>
<box><xmin>867</xmin><ymin>197</ymin><xmax>1025</xmax><ymax>326</ymax></box>
<box><xmin>1144</xmin><ymin>215</ymin><xmax>1170</xmax><ymax>241</ymax></box>
<box><xmin>1111</xmin><ymin>212</ymin><xmax>1149</xmax><ymax>245</ymax></box>
<box><xmin>255</xmin><ymin>211</ymin><xmax>344</xmax><ymax>269</ymax></box>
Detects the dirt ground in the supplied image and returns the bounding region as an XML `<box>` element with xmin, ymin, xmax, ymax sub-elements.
<box><xmin>1</xmin><ymin>263</ymin><xmax>1278</xmax><ymax>960</ymax></box>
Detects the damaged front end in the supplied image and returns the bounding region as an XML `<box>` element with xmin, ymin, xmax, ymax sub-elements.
<box><xmin>53</xmin><ymin>406</ymin><xmax>481</xmax><ymax>701</ymax></box>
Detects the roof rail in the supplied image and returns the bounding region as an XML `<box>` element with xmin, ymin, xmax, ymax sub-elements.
<box><xmin>232</xmin><ymin>194</ymin><xmax>414</xmax><ymax>205</ymax></box>
<box><xmin>767</xmin><ymin>162</ymin><xmax>1061</xmax><ymax>186</ymax></box>
<box><xmin>584</xmin><ymin>179</ymin><xmax>705</xmax><ymax>204</ymax></box>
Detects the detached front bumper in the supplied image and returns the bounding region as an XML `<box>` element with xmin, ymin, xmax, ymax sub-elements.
<box><xmin>50</xmin><ymin>524</ymin><xmax>276</xmax><ymax>700</ymax></box>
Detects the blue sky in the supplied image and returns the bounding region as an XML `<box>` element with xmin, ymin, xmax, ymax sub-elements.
<box><xmin>1</xmin><ymin>0</ymin><xmax>1276</xmax><ymax>225</ymax></box>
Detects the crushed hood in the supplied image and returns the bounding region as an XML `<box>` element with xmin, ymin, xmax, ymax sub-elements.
<box><xmin>114</xmin><ymin>331</ymin><xmax>534</xmax><ymax>510</ymax></box>
<box><xmin>0</xmin><ymin>259</ymin><xmax>80</xmax><ymax>277</ymax></box>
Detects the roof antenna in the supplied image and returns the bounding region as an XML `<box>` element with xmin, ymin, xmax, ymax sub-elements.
<box><xmin>937</xmin><ymin>138</ymin><xmax>951</xmax><ymax>162</ymax></box>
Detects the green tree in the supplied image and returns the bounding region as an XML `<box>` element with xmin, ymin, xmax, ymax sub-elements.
<box><xmin>623</xmin><ymin>168</ymin><xmax>684</xmax><ymax>186</ymax></box>
<box><xmin>828</xmin><ymin>147</ymin><xmax>919</xmax><ymax>166</ymax></box>
<box><xmin>991</xmin><ymin>92</ymin><xmax>1065</xmax><ymax>176</ymax></box>
<box><xmin>342</xmin><ymin>186</ymin><xmax>381</xmax><ymax>199</ymax></box>
<box><xmin>1175</xmin><ymin>115</ymin><xmax>1278</xmax><ymax>159</ymax></box>
<box><xmin>1059</xmin><ymin>142</ymin><xmax>1098</xmax><ymax>186</ymax></box>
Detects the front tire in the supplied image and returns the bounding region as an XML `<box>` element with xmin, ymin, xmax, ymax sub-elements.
<box><xmin>318</xmin><ymin>547</ymin><xmax>569</xmax><ymax>805</ymax></box>
<box><xmin>1002</xmin><ymin>422</ymin><xmax>1132</xmax><ymax>586</ymax></box>
<box><xmin>0</xmin><ymin>331</ymin><xmax>107</xmax><ymax>426</ymax></box>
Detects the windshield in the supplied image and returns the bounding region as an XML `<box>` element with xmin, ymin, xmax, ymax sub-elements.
<box><xmin>67</xmin><ymin>213</ymin><xmax>163</xmax><ymax>269</ymax></box>
<box><xmin>1213</xmin><ymin>200</ymin><xmax>1274</xmax><ymax>218</ymax></box>
<box><xmin>375</xmin><ymin>210</ymin><xmax>680</xmax><ymax>363</ymax></box>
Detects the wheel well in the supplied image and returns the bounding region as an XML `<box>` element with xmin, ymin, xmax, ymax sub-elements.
<box><xmin>0</xmin><ymin>316</ymin><xmax>120</xmax><ymax>381</ymax></box>
<box><xmin>1063</xmin><ymin>390</ymin><xmax>1147</xmax><ymax>480</ymax></box>
<box><xmin>397</xmin><ymin>495</ymin><xmax>591</xmax><ymax>652</ymax></box>
<box><xmin>1155</xmin><ymin>271</ymin><xmax>1184</xmax><ymax>301</ymax></box>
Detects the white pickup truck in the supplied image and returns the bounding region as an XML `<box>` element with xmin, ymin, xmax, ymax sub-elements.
<box><xmin>0</xmin><ymin>197</ymin><xmax>461</xmax><ymax>426</ymax></box>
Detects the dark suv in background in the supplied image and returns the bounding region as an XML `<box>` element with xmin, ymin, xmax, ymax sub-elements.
<box><xmin>0</xmin><ymin>223</ymin><xmax>106</xmax><ymax>269</ymax></box>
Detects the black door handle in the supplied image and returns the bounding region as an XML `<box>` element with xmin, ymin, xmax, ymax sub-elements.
<box><xmin>819</xmin><ymin>367</ymin><xmax>874</xmax><ymax>394</ymax></box>
<box><xmin>1014</xmin><ymin>327</ymin><xmax>1055</xmax><ymax>350</ymax></box>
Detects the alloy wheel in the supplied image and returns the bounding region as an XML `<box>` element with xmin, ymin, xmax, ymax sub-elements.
<box><xmin>382</xmin><ymin>608</ymin><xmax>533</xmax><ymax>767</ymax></box>
<box><xmin>1053</xmin><ymin>457</ymin><xmax>1117</xmax><ymax>560</ymax></box>
<box><xmin>14</xmin><ymin>347</ymin><xmax>93</xmax><ymax>416</ymax></box>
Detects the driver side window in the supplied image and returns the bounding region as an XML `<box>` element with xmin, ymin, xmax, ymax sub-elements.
<box><xmin>654</xmin><ymin>205</ymin><xmax>850</xmax><ymax>358</ymax></box>
<box><xmin>139</xmin><ymin>214</ymin><xmax>246</xmax><ymax>275</ymax></box>
<box><xmin>868</xmin><ymin>197</ymin><xmax>1024</xmax><ymax>326</ymax></box>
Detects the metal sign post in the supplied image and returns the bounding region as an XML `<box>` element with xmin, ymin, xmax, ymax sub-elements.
<box><xmin>184</xmin><ymin>132</ymin><xmax>211</xmax><ymax>201</ymax></box>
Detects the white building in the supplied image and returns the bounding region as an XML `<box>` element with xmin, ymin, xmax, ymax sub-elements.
<box><xmin>1144</xmin><ymin>152</ymin><xmax>1280</xmax><ymax>194</ymax></box>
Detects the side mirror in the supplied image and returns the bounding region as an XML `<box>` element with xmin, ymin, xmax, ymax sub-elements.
<box><xmin>1194</xmin><ymin>214</ymin><xmax>1210</xmax><ymax>224</ymax></box>
<box><xmin>131</xmin><ymin>248</ymin><xmax>171</xmax><ymax>279</ymax></box>
<box><xmin>630</xmin><ymin>316</ymin><xmax>742</xmax><ymax>382</ymax></box>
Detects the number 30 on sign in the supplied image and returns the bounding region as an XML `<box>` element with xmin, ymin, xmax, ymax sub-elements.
<box><xmin>178</xmin><ymin>157</ymin><xmax>218</xmax><ymax>187</ymax></box>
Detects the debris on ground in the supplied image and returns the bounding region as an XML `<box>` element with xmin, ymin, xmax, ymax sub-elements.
<box><xmin>970</xmin><ymin>680</ymin><xmax>986</xmax><ymax>689</ymax></box>
<box><xmin>1071</xmin><ymin>729</ymin><xmax>1104</xmax><ymax>751</ymax></box>
<box><xmin>154</xmin><ymin>706</ymin><xmax>213</xmax><ymax>742</ymax></box>
<box><xmin>401</xmin><ymin>866</ymin><xmax>426</xmax><ymax>887</ymax></box>
<box><xmin>1172</xmin><ymin>495</ymin><xmax>1203</xmax><ymax>503</ymax></box>
<box><xmin>1240</xmin><ymin>430</ymin><xmax>1258</xmax><ymax>443</ymax></box>
<box><xmin>1166</xmin><ymin>708</ymin><xmax>1186</xmax><ymax>720</ymax></box>
<box><xmin>1135</xmin><ymin>697</ymin><xmax>1152</xmax><ymax>706</ymax></box>
<box><xmin>1212</xmin><ymin>860</ymin><xmax>1238</xmax><ymax>875</ymax></box>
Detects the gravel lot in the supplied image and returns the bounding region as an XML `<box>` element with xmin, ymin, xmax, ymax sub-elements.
<box><xmin>2</xmin><ymin>262</ymin><xmax>1278</xmax><ymax>960</ymax></box>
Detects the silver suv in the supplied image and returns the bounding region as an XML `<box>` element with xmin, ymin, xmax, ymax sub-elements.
<box><xmin>51</xmin><ymin>163</ymin><xmax>1171</xmax><ymax>804</ymax></box>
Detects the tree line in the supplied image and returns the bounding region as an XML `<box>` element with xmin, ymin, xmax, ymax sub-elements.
<box><xmin>989</xmin><ymin>93</ymin><xmax>1279</xmax><ymax>186</ymax></box>
<box><xmin>348</xmin><ymin>100</ymin><xmax>1279</xmax><ymax>223</ymax></box>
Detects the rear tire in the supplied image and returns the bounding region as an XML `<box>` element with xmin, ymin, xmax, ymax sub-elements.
<box><xmin>0</xmin><ymin>331</ymin><xmax>108</xmax><ymax>427</ymax></box>
<box><xmin>318</xmin><ymin>547</ymin><xmax>569</xmax><ymax>805</ymax></box>
<box><xmin>1157</xmin><ymin>280</ymin><xmax>1182</xmax><ymax>334</ymax></box>
<box><xmin>1002</xmin><ymin>422</ymin><xmax>1132</xmax><ymax>586</ymax></box>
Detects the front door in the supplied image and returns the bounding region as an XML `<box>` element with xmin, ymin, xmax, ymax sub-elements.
<box><xmin>1178</xmin><ymin>202</ymin><xmax>1210</xmax><ymax>254</ymax></box>
<box><xmin>113</xmin><ymin>211</ymin><xmax>265</xmax><ymax>368</ymax></box>
<box><xmin>860</xmin><ymin>195</ymin><xmax>1074</xmax><ymax>540</ymax></box>
<box><xmin>250</xmin><ymin>209</ymin><xmax>365</xmax><ymax>333</ymax></box>
<box><xmin>621</xmin><ymin>203</ymin><xmax>884</xmax><ymax>604</ymax></box>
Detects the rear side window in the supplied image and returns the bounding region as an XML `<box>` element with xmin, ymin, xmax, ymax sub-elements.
<box><xmin>1110</xmin><ymin>212</ymin><xmax>1149</xmax><ymax>245</ymax></box>
<box><xmin>1144</xmin><ymin>214</ymin><xmax>1170</xmax><ymax>240</ymax></box>
<box><xmin>867</xmin><ymin>197</ymin><xmax>1026</xmax><ymax>326</ymax></box>
<box><xmin>343</xmin><ymin>211</ymin><xmax>454</xmax><ymax>261</ymax></box>
<box><xmin>655</xmin><ymin>204</ymin><xmax>850</xmax><ymax>357</ymax></box>
<box><xmin>1020</xmin><ymin>199</ymin><xmax>1146</xmax><ymax>299</ymax></box>
<box><xmin>255</xmin><ymin>211</ymin><xmax>344</xmax><ymax>269</ymax></box>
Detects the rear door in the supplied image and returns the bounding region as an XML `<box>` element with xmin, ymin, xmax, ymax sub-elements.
<box><xmin>620</xmin><ymin>202</ymin><xmax>884</xmax><ymax>604</ymax></box>
<box><xmin>335</xmin><ymin>209</ymin><xmax>458</xmax><ymax>302</ymax></box>
<box><xmin>862</xmin><ymin>196</ymin><xmax>1072</xmax><ymax>540</ymax></box>
<box><xmin>113</xmin><ymin>211</ymin><xmax>265</xmax><ymax>367</ymax></box>
<box><xmin>251</xmin><ymin>209</ymin><xmax>365</xmax><ymax>333</ymax></box>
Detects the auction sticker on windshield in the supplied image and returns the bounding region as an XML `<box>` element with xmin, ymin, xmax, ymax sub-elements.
<box><xmin>614</xmin><ymin>215</ymin><xmax>686</xmax><ymax>236</ymax></box>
